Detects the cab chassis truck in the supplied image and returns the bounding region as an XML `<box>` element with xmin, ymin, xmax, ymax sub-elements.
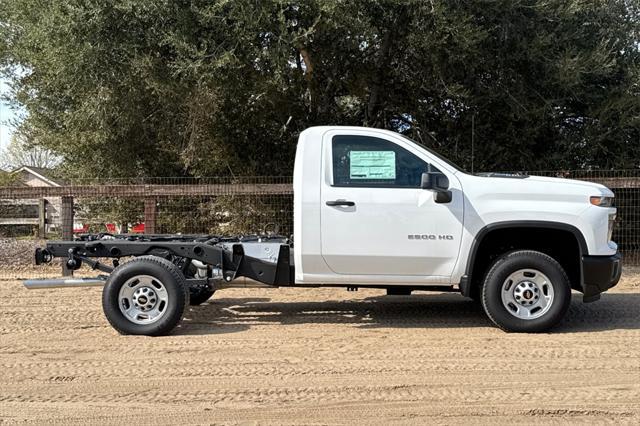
<box><xmin>26</xmin><ymin>126</ymin><xmax>622</xmax><ymax>335</ymax></box>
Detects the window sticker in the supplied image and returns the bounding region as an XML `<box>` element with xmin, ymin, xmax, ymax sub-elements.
<box><xmin>349</xmin><ymin>151</ymin><xmax>396</xmax><ymax>179</ymax></box>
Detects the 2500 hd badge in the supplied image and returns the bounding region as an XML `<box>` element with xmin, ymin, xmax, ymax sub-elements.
<box><xmin>408</xmin><ymin>234</ymin><xmax>454</xmax><ymax>240</ymax></box>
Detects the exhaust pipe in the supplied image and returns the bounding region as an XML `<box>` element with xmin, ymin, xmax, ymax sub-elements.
<box><xmin>24</xmin><ymin>276</ymin><xmax>107</xmax><ymax>290</ymax></box>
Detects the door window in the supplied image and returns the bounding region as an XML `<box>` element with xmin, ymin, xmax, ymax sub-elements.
<box><xmin>332</xmin><ymin>135</ymin><xmax>439</xmax><ymax>188</ymax></box>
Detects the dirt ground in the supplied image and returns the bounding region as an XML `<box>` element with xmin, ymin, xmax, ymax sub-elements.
<box><xmin>0</xmin><ymin>269</ymin><xmax>638</xmax><ymax>425</ymax></box>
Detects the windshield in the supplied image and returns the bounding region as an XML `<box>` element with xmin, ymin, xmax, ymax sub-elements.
<box><xmin>398</xmin><ymin>134</ymin><xmax>467</xmax><ymax>173</ymax></box>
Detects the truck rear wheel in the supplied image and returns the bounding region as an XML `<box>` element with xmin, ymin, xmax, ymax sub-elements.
<box><xmin>102</xmin><ymin>256</ymin><xmax>189</xmax><ymax>336</ymax></box>
<box><xmin>481</xmin><ymin>250</ymin><xmax>571</xmax><ymax>332</ymax></box>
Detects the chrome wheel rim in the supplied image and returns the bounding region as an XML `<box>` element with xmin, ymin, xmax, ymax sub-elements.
<box><xmin>118</xmin><ymin>275</ymin><xmax>169</xmax><ymax>325</ymax></box>
<box><xmin>501</xmin><ymin>269</ymin><xmax>554</xmax><ymax>320</ymax></box>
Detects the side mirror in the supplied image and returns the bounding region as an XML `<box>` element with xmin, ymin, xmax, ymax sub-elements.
<box><xmin>434</xmin><ymin>190</ymin><xmax>452</xmax><ymax>203</ymax></box>
<box><xmin>421</xmin><ymin>172</ymin><xmax>452</xmax><ymax>204</ymax></box>
<box><xmin>421</xmin><ymin>172</ymin><xmax>449</xmax><ymax>191</ymax></box>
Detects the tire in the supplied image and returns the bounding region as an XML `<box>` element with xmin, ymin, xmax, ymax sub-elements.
<box><xmin>481</xmin><ymin>250</ymin><xmax>571</xmax><ymax>333</ymax></box>
<box><xmin>189</xmin><ymin>288</ymin><xmax>215</xmax><ymax>306</ymax></box>
<box><xmin>102</xmin><ymin>256</ymin><xmax>190</xmax><ymax>336</ymax></box>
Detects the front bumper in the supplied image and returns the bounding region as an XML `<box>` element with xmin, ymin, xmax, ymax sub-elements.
<box><xmin>581</xmin><ymin>252</ymin><xmax>622</xmax><ymax>302</ymax></box>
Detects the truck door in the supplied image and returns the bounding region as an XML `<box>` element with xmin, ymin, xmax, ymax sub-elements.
<box><xmin>320</xmin><ymin>131</ymin><xmax>464</xmax><ymax>278</ymax></box>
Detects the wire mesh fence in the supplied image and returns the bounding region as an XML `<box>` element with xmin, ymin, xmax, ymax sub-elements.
<box><xmin>0</xmin><ymin>177</ymin><xmax>293</xmax><ymax>279</ymax></box>
<box><xmin>0</xmin><ymin>171</ymin><xmax>638</xmax><ymax>280</ymax></box>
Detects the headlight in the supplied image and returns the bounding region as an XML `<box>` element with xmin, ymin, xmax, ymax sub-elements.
<box><xmin>590</xmin><ymin>196</ymin><xmax>614</xmax><ymax>207</ymax></box>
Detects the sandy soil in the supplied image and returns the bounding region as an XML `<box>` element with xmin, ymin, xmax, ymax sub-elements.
<box><xmin>0</xmin><ymin>269</ymin><xmax>638</xmax><ymax>425</ymax></box>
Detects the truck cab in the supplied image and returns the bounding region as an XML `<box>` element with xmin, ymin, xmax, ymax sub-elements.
<box><xmin>294</xmin><ymin>126</ymin><xmax>465</xmax><ymax>284</ymax></box>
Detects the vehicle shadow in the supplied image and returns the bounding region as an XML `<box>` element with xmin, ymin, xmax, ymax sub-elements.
<box><xmin>178</xmin><ymin>292</ymin><xmax>640</xmax><ymax>335</ymax></box>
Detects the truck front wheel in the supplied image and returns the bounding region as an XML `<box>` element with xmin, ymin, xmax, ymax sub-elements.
<box><xmin>481</xmin><ymin>250</ymin><xmax>571</xmax><ymax>332</ymax></box>
<box><xmin>102</xmin><ymin>256</ymin><xmax>189</xmax><ymax>336</ymax></box>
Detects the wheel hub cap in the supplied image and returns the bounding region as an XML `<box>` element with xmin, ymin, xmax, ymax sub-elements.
<box><xmin>132</xmin><ymin>287</ymin><xmax>157</xmax><ymax>311</ymax></box>
<box><xmin>501</xmin><ymin>269</ymin><xmax>554</xmax><ymax>320</ymax></box>
<box><xmin>513</xmin><ymin>281</ymin><xmax>540</xmax><ymax>305</ymax></box>
<box><xmin>118</xmin><ymin>275</ymin><xmax>169</xmax><ymax>324</ymax></box>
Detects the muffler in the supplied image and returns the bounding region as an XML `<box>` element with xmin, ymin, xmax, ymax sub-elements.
<box><xmin>23</xmin><ymin>276</ymin><xmax>107</xmax><ymax>290</ymax></box>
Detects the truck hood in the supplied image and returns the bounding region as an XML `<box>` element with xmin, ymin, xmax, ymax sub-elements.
<box><xmin>525</xmin><ymin>175</ymin><xmax>612</xmax><ymax>194</ymax></box>
<box><xmin>463</xmin><ymin>173</ymin><xmax>613</xmax><ymax>197</ymax></box>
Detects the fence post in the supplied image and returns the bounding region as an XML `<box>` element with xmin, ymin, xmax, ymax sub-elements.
<box><xmin>61</xmin><ymin>196</ymin><xmax>74</xmax><ymax>276</ymax></box>
<box><xmin>38</xmin><ymin>198</ymin><xmax>47</xmax><ymax>238</ymax></box>
<box><xmin>144</xmin><ymin>197</ymin><xmax>157</xmax><ymax>234</ymax></box>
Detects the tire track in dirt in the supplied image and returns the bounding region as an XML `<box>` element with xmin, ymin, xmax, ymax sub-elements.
<box><xmin>0</xmin><ymin>277</ymin><xmax>639</xmax><ymax>424</ymax></box>
<box><xmin>2</xmin><ymin>381</ymin><xmax>639</xmax><ymax>406</ymax></box>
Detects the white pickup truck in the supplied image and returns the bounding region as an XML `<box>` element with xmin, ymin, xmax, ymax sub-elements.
<box><xmin>27</xmin><ymin>126</ymin><xmax>622</xmax><ymax>335</ymax></box>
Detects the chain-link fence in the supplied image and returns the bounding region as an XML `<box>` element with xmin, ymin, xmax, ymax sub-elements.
<box><xmin>1</xmin><ymin>171</ymin><xmax>638</xmax><ymax>280</ymax></box>
<box><xmin>0</xmin><ymin>177</ymin><xmax>293</xmax><ymax>279</ymax></box>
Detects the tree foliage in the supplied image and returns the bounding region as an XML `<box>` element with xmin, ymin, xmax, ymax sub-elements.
<box><xmin>0</xmin><ymin>0</ymin><xmax>638</xmax><ymax>177</ymax></box>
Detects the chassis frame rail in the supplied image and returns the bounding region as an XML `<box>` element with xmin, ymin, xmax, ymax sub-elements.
<box><xmin>35</xmin><ymin>237</ymin><xmax>294</xmax><ymax>287</ymax></box>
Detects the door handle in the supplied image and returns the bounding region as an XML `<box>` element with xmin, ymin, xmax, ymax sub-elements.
<box><xmin>326</xmin><ymin>200</ymin><xmax>355</xmax><ymax>207</ymax></box>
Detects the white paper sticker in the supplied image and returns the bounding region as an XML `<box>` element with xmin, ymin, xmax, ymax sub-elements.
<box><xmin>350</xmin><ymin>151</ymin><xmax>396</xmax><ymax>179</ymax></box>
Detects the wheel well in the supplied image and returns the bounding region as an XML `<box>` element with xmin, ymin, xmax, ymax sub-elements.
<box><xmin>467</xmin><ymin>227</ymin><xmax>582</xmax><ymax>296</ymax></box>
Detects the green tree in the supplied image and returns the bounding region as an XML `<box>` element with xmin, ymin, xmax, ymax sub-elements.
<box><xmin>0</xmin><ymin>0</ymin><xmax>638</xmax><ymax>176</ymax></box>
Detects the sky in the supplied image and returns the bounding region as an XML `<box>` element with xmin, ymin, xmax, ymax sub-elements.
<box><xmin>0</xmin><ymin>79</ymin><xmax>19</xmax><ymax>150</ymax></box>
